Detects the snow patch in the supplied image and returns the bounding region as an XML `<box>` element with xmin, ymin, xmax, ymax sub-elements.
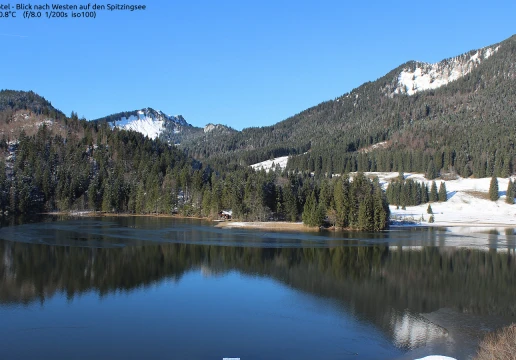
<box><xmin>108</xmin><ymin>108</ymin><xmax>188</xmax><ymax>140</ymax></box>
<box><xmin>359</xmin><ymin>141</ymin><xmax>390</xmax><ymax>153</ymax></box>
<box><xmin>35</xmin><ymin>119</ymin><xmax>53</xmax><ymax>127</ymax></box>
<box><xmin>390</xmin><ymin>45</ymin><xmax>500</xmax><ymax>96</ymax></box>
<box><xmin>113</xmin><ymin>113</ymin><xmax>163</xmax><ymax>139</ymax></box>
<box><xmin>204</xmin><ymin>123</ymin><xmax>232</xmax><ymax>134</ymax></box>
<box><xmin>204</xmin><ymin>124</ymin><xmax>216</xmax><ymax>133</ymax></box>
<box><xmin>250</xmin><ymin>156</ymin><xmax>290</xmax><ymax>172</ymax></box>
<box><xmin>356</xmin><ymin>172</ymin><xmax>516</xmax><ymax>229</ymax></box>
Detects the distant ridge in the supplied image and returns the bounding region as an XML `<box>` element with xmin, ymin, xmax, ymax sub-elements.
<box><xmin>93</xmin><ymin>107</ymin><xmax>191</xmax><ymax>140</ymax></box>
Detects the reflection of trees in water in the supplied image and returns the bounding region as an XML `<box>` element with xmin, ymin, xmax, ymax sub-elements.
<box><xmin>1</xmin><ymin>240</ymin><xmax>515</xmax><ymax>320</ymax></box>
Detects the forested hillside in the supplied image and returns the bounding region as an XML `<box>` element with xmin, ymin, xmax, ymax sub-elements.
<box><xmin>0</xmin><ymin>90</ymin><xmax>66</xmax><ymax>119</ymax></box>
<box><xmin>0</xmin><ymin>92</ymin><xmax>389</xmax><ymax>230</ymax></box>
<box><xmin>179</xmin><ymin>35</ymin><xmax>516</xmax><ymax>179</ymax></box>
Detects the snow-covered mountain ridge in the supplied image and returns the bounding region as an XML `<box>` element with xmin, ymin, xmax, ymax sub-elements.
<box><xmin>385</xmin><ymin>44</ymin><xmax>501</xmax><ymax>96</ymax></box>
<box><xmin>98</xmin><ymin>109</ymin><xmax>235</xmax><ymax>145</ymax></box>
<box><xmin>107</xmin><ymin>108</ymin><xmax>190</xmax><ymax>140</ymax></box>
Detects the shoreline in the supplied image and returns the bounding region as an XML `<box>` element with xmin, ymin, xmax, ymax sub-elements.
<box><xmin>38</xmin><ymin>211</ymin><xmax>516</xmax><ymax>231</ymax></box>
<box><xmin>214</xmin><ymin>221</ymin><xmax>320</xmax><ymax>232</ymax></box>
<box><xmin>391</xmin><ymin>222</ymin><xmax>516</xmax><ymax>228</ymax></box>
<box><xmin>39</xmin><ymin>211</ymin><xmax>206</xmax><ymax>220</ymax></box>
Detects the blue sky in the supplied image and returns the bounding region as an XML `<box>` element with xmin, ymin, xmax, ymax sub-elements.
<box><xmin>2</xmin><ymin>0</ymin><xmax>515</xmax><ymax>130</ymax></box>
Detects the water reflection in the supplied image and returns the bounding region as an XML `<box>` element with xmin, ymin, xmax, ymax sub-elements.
<box><xmin>390</xmin><ymin>310</ymin><xmax>449</xmax><ymax>350</ymax></box>
<box><xmin>1</xmin><ymin>217</ymin><xmax>516</xmax><ymax>359</ymax></box>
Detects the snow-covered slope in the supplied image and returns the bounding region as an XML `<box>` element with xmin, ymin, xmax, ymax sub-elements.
<box><xmin>385</xmin><ymin>45</ymin><xmax>500</xmax><ymax>96</ymax></box>
<box><xmin>250</xmin><ymin>156</ymin><xmax>290</xmax><ymax>172</ymax></box>
<box><xmin>357</xmin><ymin>172</ymin><xmax>516</xmax><ymax>228</ymax></box>
<box><xmin>108</xmin><ymin>108</ymin><xmax>189</xmax><ymax>140</ymax></box>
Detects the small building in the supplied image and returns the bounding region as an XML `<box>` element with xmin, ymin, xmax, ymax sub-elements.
<box><xmin>218</xmin><ymin>210</ymin><xmax>232</xmax><ymax>220</ymax></box>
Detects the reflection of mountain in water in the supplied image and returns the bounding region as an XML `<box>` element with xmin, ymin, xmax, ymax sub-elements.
<box><xmin>1</xmin><ymin>216</ymin><xmax>516</xmax><ymax>358</ymax></box>
<box><xmin>391</xmin><ymin>310</ymin><xmax>449</xmax><ymax>350</ymax></box>
<box><xmin>2</xmin><ymin>236</ymin><xmax>516</xmax><ymax>344</ymax></box>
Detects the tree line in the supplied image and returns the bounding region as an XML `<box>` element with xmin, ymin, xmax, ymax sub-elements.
<box><xmin>385</xmin><ymin>174</ymin><xmax>448</xmax><ymax>208</ymax></box>
<box><xmin>0</xmin><ymin>120</ymin><xmax>390</xmax><ymax>231</ymax></box>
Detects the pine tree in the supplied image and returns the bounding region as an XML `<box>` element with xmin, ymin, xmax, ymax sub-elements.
<box><xmin>426</xmin><ymin>160</ymin><xmax>437</xmax><ymax>180</ymax></box>
<box><xmin>427</xmin><ymin>204</ymin><xmax>433</xmax><ymax>214</ymax></box>
<box><xmin>421</xmin><ymin>184</ymin><xmax>429</xmax><ymax>204</ymax></box>
<box><xmin>333</xmin><ymin>177</ymin><xmax>349</xmax><ymax>228</ymax></box>
<box><xmin>201</xmin><ymin>187</ymin><xmax>212</xmax><ymax>217</ymax></box>
<box><xmin>373</xmin><ymin>186</ymin><xmax>388</xmax><ymax>231</ymax></box>
<box><xmin>358</xmin><ymin>192</ymin><xmax>373</xmax><ymax>231</ymax></box>
<box><xmin>506</xmin><ymin>179</ymin><xmax>514</xmax><ymax>204</ymax></box>
<box><xmin>87</xmin><ymin>180</ymin><xmax>98</xmax><ymax>211</ymax></box>
<box><xmin>489</xmin><ymin>175</ymin><xmax>499</xmax><ymax>201</ymax></box>
<box><xmin>438</xmin><ymin>182</ymin><xmax>447</xmax><ymax>202</ymax></box>
<box><xmin>430</xmin><ymin>181</ymin><xmax>438</xmax><ymax>202</ymax></box>
<box><xmin>462</xmin><ymin>164</ymin><xmax>472</xmax><ymax>178</ymax></box>
<box><xmin>284</xmin><ymin>186</ymin><xmax>298</xmax><ymax>222</ymax></box>
<box><xmin>302</xmin><ymin>190</ymin><xmax>319</xmax><ymax>227</ymax></box>
<box><xmin>315</xmin><ymin>201</ymin><xmax>326</xmax><ymax>227</ymax></box>
<box><xmin>275</xmin><ymin>186</ymin><xmax>285</xmax><ymax>219</ymax></box>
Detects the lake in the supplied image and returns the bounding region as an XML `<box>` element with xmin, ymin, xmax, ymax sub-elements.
<box><xmin>0</xmin><ymin>216</ymin><xmax>515</xmax><ymax>359</ymax></box>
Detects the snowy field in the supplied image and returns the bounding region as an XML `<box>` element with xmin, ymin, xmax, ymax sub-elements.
<box><xmin>250</xmin><ymin>154</ymin><xmax>516</xmax><ymax>228</ymax></box>
<box><xmin>250</xmin><ymin>155</ymin><xmax>289</xmax><ymax>172</ymax></box>
<box><xmin>365</xmin><ymin>172</ymin><xmax>516</xmax><ymax>228</ymax></box>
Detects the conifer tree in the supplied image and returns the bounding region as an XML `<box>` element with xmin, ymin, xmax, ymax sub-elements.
<box><xmin>438</xmin><ymin>182</ymin><xmax>447</xmax><ymax>202</ymax></box>
<box><xmin>302</xmin><ymin>190</ymin><xmax>320</xmax><ymax>227</ymax></box>
<box><xmin>373</xmin><ymin>186</ymin><xmax>388</xmax><ymax>231</ymax></box>
<box><xmin>489</xmin><ymin>175</ymin><xmax>499</xmax><ymax>201</ymax></box>
<box><xmin>284</xmin><ymin>186</ymin><xmax>298</xmax><ymax>222</ymax></box>
<box><xmin>430</xmin><ymin>181</ymin><xmax>438</xmax><ymax>202</ymax></box>
<box><xmin>426</xmin><ymin>160</ymin><xmax>437</xmax><ymax>180</ymax></box>
<box><xmin>358</xmin><ymin>192</ymin><xmax>373</xmax><ymax>231</ymax></box>
<box><xmin>421</xmin><ymin>183</ymin><xmax>429</xmax><ymax>204</ymax></box>
<box><xmin>275</xmin><ymin>186</ymin><xmax>285</xmax><ymax>219</ymax></box>
<box><xmin>87</xmin><ymin>180</ymin><xmax>98</xmax><ymax>211</ymax></box>
<box><xmin>201</xmin><ymin>187</ymin><xmax>212</xmax><ymax>217</ymax></box>
<box><xmin>427</xmin><ymin>204</ymin><xmax>433</xmax><ymax>214</ymax></box>
<box><xmin>506</xmin><ymin>179</ymin><xmax>514</xmax><ymax>204</ymax></box>
<box><xmin>333</xmin><ymin>176</ymin><xmax>349</xmax><ymax>228</ymax></box>
<box><xmin>462</xmin><ymin>164</ymin><xmax>472</xmax><ymax>178</ymax></box>
<box><xmin>316</xmin><ymin>201</ymin><xmax>326</xmax><ymax>227</ymax></box>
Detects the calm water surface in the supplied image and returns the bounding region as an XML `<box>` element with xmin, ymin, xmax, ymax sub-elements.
<box><xmin>0</xmin><ymin>217</ymin><xmax>515</xmax><ymax>360</ymax></box>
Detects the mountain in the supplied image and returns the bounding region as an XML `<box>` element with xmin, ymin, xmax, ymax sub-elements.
<box><xmin>93</xmin><ymin>108</ymin><xmax>199</xmax><ymax>143</ymax></box>
<box><xmin>0</xmin><ymin>90</ymin><xmax>70</xmax><ymax>139</ymax></box>
<box><xmin>178</xmin><ymin>35</ymin><xmax>516</xmax><ymax>178</ymax></box>
<box><xmin>93</xmin><ymin>108</ymin><xmax>238</xmax><ymax>146</ymax></box>
<box><xmin>383</xmin><ymin>44</ymin><xmax>500</xmax><ymax>96</ymax></box>
<box><xmin>0</xmin><ymin>90</ymin><xmax>65</xmax><ymax>117</ymax></box>
<box><xmin>2</xmin><ymin>35</ymin><xmax>515</xmax><ymax>180</ymax></box>
<box><xmin>88</xmin><ymin>36</ymin><xmax>514</xmax><ymax>173</ymax></box>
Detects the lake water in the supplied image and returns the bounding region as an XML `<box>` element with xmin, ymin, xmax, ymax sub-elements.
<box><xmin>0</xmin><ymin>216</ymin><xmax>515</xmax><ymax>360</ymax></box>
